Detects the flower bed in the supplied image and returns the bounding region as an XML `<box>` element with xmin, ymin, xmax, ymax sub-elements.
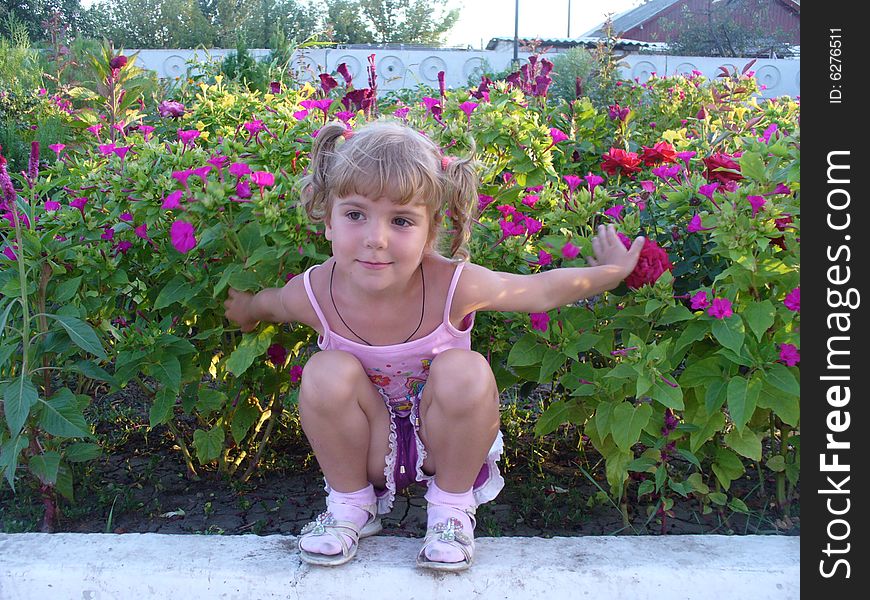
<box><xmin>0</xmin><ymin>44</ymin><xmax>799</xmax><ymax>531</ymax></box>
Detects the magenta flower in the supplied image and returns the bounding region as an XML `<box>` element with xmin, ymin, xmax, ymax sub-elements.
<box><xmin>191</xmin><ymin>165</ymin><xmax>212</xmax><ymax>186</ymax></box>
<box><xmin>293</xmin><ymin>109</ymin><xmax>309</xmax><ymax>121</ymax></box>
<box><xmin>337</xmin><ymin>62</ymin><xmax>352</xmax><ymax>85</ymax></box>
<box><xmin>251</xmin><ymin>170</ymin><xmax>275</xmax><ymax>189</ymax></box>
<box><xmin>101</xmin><ymin>227</ymin><xmax>115</xmax><ymax>241</ymax></box>
<box><xmin>687</xmin><ymin>214</ymin><xmax>713</xmax><ymax>233</ymax></box>
<box><xmin>158</xmin><ymin>100</ymin><xmax>186</xmax><ymax>118</ymax></box>
<box><xmin>604</xmin><ymin>205</ymin><xmax>624</xmax><ymax>221</ymax></box>
<box><xmin>162</xmin><ymin>190</ymin><xmax>184</xmax><ymax>209</ymax></box>
<box><xmin>70</xmin><ymin>196</ymin><xmax>87</xmax><ymax>216</ymax></box>
<box><xmin>778</xmin><ymin>343</ymin><xmax>800</xmax><ymax>367</ymax></box>
<box><xmin>290</xmin><ymin>364</ymin><xmax>304</xmax><ymax>384</ymax></box>
<box><xmin>563</xmin><ymin>175</ymin><xmax>582</xmax><ymax>192</ymax></box>
<box><xmin>747</xmin><ymin>195</ymin><xmax>766</xmax><ymax>217</ymax></box>
<box><xmin>652</xmin><ymin>165</ymin><xmax>681</xmax><ymax>181</ymax></box>
<box><xmin>760</xmin><ymin>123</ymin><xmax>779</xmax><ymax>143</ymax></box>
<box><xmin>139</xmin><ymin>125</ymin><xmax>155</xmax><ymax>140</ymax></box>
<box><xmin>640</xmin><ymin>180</ymin><xmax>656</xmax><ymax>193</ymax></box>
<box><xmin>177</xmin><ymin>129</ymin><xmax>200</xmax><ymax>146</ymax></box>
<box><xmin>49</xmin><ymin>143</ymin><xmax>66</xmax><ymax>160</ymax></box>
<box><xmin>98</xmin><ymin>143</ymin><xmax>116</xmax><ymax>156</ymax></box>
<box><xmin>87</xmin><ymin>124</ymin><xmax>102</xmax><ymax>138</ymax></box>
<box><xmin>477</xmin><ymin>194</ymin><xmax>495</xmax><ymax>213</ymax></box>
<box><xmin>114</xmin><ymin>240</ymin><xmax>132</xmax><ymax>255</ymax></box>
<box><xmin>393</xmin><ymin>107</ymin><xmax>410</xmax><ymax>120</ymax></box>
<box><xmin>524</xmin><ymin>216</ymin><xmax>543</xmax><ymax>235</ymax></box>
<box><xmin>229</xmin><ymin>162</ymin><xmax>251</xmax><ymax>178</ymax></box>
<box><xmin>120</xmin><ymin>212</ymin><xmax>133</xmax><ymax>222</ymax></box>
<box><xmin>690</xmin><ymin>291</ymin><xmax>709</xmax><ymax>310</ymax></box>
<box><xmin>499</xmin><ymin>218</ymin><xmax>527</xmax><ymax>237</ymax></box>
<box><xmin>267</xmin><ymin>343</ymin><xmax>288</xmax><ymax>367</ymax></box>
<box><xmin>561</xmin><ymin>241</ymin><xmax>580</xmax><ymax>260</ymax></box>
<box><xmin>676</xmin><ymin>151</ymin><xmax>696</xmax><ymax>168</ymax></box>
<box><xmin>459</xmin><ymin>101</ymin><xmax>478</xmax><ymax>120</ymax></box>
<box><xmin>698</xmin><ymin>183</ymin><xmax>719</xmax><ymax>200</ymax></box>
<box><xmin>270</xmin><ymin>81</ymin><xmax>283</xmax><ymax>94</ymax></box>
<box><xmin>135</xmin><ymin>223</ymin><xmax>149</xmax><ymax>239</ymax></box>
<box><xmin>170</xmin><ymin>220</ymin><xmax>197</xmax><ymax>254</ymax></box>
<box><xmin>707</xmin><ymin>297</ymin><xmax>733</xmax><ymax>319</ymax></box>
<box><xmin>235</xmin><ymin>179</ymin><xmax>252</xmax><ymax>200</ymax></box>
<box><xmin>549</xmin><ymin>128</ymin><xmax>568</xmax><ymax>145</ymax></box>
<box><xmin>113</xmin><ymin>145</ymin><xmax>131</xmax><ymax>161</ymax></box>
<box><xmin>773</xmin><ymin>183</ymin><xmax>791</xmax><ymax>195</ymax></box>
<box><xmin>784</xmin><ymin>287</ymin><xmax>800</xmax><ymax>312</ymax></box>
<box><xmin>584</xmin><ymin>173</ymin><xmax>604</xmax><ymax>194</ymax></box>
<box><xmin>335</xmin><ymin>110</ymin><xmax>355</xmax><ymax>123</ymax></box>
<box><xmin>244</xmin><ymin>120</ymin><xmax>265</xmax><ymax>136</ymax></box>
<box><xmin>537</xmin><ymin>250</ymin><xmax>552</xmax><ymax>266</ymax></box>
<box><xmin>172</xmin><ymin>169</ymin><xmax>193</xmax><ymax>192</ymax></box>
<box><xmin>522</xmin><ymin>194</ymin><xmax>539</xmax><ymax>208</ymax></box>
<box><xmin>530</xmin><ymin>312</ymin><xmax>550</xmax><ymax>332</ymax></box>
<box><xmin>3</xmin><ymin>245</ymin><xmax>17</xmax><ymax>260</ymax></box>
<box><xmin>45</xmin><ymin>200</ymin><xmax>61</xmax><ymax>211</ymax></box>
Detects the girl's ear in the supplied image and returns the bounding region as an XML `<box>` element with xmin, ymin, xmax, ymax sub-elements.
<box><xmin>324</xmin><ymin>220</ymin><xmax>333</xmax><ymax>241</ymax></box>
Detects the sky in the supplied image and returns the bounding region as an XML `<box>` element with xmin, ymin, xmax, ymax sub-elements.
<box><xmin>443</xmin><ymin>0</ymin><xmax>643</xmax><ymax>49</ymax></box>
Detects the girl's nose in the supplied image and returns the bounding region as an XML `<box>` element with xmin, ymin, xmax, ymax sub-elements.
<box><xmin>364</xmin><ymin>222</ymin><xmax>388</xmax><ymax>249</ymax></box>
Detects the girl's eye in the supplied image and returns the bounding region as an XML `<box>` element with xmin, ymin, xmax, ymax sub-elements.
<box><xmin>346</xmin><ymin>211</ymin><xmax>363</xmax><ymax>221</ymax></box>
<box><xmin>393</xmin><ymin>217</ymin><xmax>413</xmax><ymax>227</ymax></box>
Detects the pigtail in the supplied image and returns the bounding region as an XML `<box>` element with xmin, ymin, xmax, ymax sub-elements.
<box><xmin>441</xmin><ymin>142</ymin><xmax>478</xmax><ymax>261</ymax></box>
<box><xmin>299</xmin><ymin>122</ymin><xmax>348</xmax><ymax>223</ymax></box>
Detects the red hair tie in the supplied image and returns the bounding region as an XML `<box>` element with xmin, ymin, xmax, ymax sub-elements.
<box><xmin>441</xmin><ymin>156</ymin><xmax>456</xmax><ymax>171</ymax></box>
<box><xmin>342</xmin><ymin>129</ymin><xmax>354</xmax><ymax>140</ymax></box>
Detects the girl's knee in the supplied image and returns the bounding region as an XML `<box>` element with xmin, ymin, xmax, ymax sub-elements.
<box><xmin>299</xmin><ymin>350</ymin><xmax>365</xmax><ymax>408</ymax></box>
<box><xmin>428</xmin><ymin>350</ymin><xmax>497</xmax><ymax>412</ymax></box>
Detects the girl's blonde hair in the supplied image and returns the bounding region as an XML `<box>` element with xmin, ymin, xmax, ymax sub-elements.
<box><xmin>300</xmin><ymin>120</ymin><xmax>478</xmax><ymax>260</ymax></box>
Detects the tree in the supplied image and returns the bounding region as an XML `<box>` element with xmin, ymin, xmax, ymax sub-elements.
<box><xmin>360</xmin><ymin>0</ymin><xmax>458</xmax><ymax>45</ymax></box>
<box><xmin>83</xmin><ymin>0</ymin><xmax>216</xmax><ymax>48</ymax></box>
<box><xmin>1</xmin><ymin>0</ymin><xmax>85</xmax><ymax>42</ymax></box>
<box><xmin>323</xmin><ymin>0</ymin><xmax>374</xmax><ymax>44</ymax></box>
<box><xmin>658</xmin><ymin>0</ymin><xmax>793</xmax><ymax>57</ymax></box>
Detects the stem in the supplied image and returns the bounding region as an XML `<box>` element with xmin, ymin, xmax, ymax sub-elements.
<box><xmin>38</xmin><ymin>262</ymin><xmax>51</xmax><ymax>397</ymax></box>
<box><xmin>777</xmin><ymin>422</ymin><xmax>790</xmax><ymax>516</ymax></box>
<box><xmin>242</xmin><ymin>393</ymin><xmax>280</xmax><ymax>482</ymax></box>
<box><xmin>11</xmin><ymin>209</ymin><xmax>31</xmax><ymax>376</ymax></box>
<box><xmin>134</xmin><ymin>376</ymin><xmax>201</xmax><ymax>480</ymax></box>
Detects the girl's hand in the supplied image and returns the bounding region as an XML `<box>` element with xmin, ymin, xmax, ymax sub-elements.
<box><xmin>224</xmin><ymin>288</ymin><xmax>259</xmax><ymax>332</ymax></box>
<box><xmin>587</xmin><ymin>225</ymin><xmax>645</xmax><ymax>280</ymax></box>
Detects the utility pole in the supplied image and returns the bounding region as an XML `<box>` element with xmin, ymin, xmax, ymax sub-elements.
<box><xmin>513</xmin><ymin>0</ymin><xmax>519</xmax><ymax>68</ymax></box>
<box><xmin>567</xmin><ymin>0</ymin><xmax>572</xmax><ymax>37</ymax></box>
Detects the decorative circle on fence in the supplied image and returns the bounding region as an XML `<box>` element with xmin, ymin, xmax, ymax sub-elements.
<box><xmin>333</xmin><ymin>55</ymin><xmax>362</xmax><ymax>80</ymax></box>
<box><xmin>674</xmin><ymin>62</ymin><xmax>698</xmax><ymax>75</ymax></box>
<box><xmin>719</xmin><ymin>63</ymin><xmax>738</xmax><ymax>75</ymax></box>
<box><xmin>631</xmin><ymin>61</ymin><xmax>657</xmax><ymax>81</ymax></box>
<box><xmin>755</xmin><ymin>65</ymin><xmax>782</xmax><ymax>90</ymax></box>
<box><xmin>162</xmin><ymin>55</ymin><xmax>188</xmax><ymax>79</ymax></box>
<box><xmin>377</xmin><ymin>55</ymin><xmax>406</xmax><ymax>83</ymax></box>
<box><xmin>419</xmin><ymin>56</ymin><xmax>448</xmax><ymax>82</ymax></box>
<box><xmin>462</xmin><ymin>57</ymin><xmax>487</xmax><ymax>80</ymax></box>
<box><xmin>289</xmin><ymin>54</ymin><xmax>318</xmax><ymax>81</ymax></box>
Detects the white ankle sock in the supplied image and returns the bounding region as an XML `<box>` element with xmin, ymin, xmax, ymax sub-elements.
<box><xmin>423</xmin><ymin>480</ymin><xmax>475</xmax><ymax>563</ymax></box>
<box><xmin>300</xmin><ymin>484</ymin><xmax>375</xmax><ymax>556</ymax></box>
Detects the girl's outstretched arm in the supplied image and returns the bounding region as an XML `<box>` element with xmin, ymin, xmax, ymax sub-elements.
<box><xmin>457</xmin><ymin>225</ymin><xmax>644</xmax><ymax>315</ymax></box>
<box><xmin>224</xmin><ymin>275</ymin><xmax>311</xmax><ymax>332</ymax></box>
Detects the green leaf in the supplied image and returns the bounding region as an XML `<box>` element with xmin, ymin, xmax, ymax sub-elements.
<box><xmin>658</xmin><ymin>304</ymin><xmax>693</xmax><ymax>325</ymax></box>
<box><xmin>711</xmin><ymin>315</ymin><xmax>745</xmax><ymax>354</ymax></box>
<box><xmin>47</xmin><ymin>314</ymin><xmax>106</xmax><ymax>359</ymax></box>
<box><xmin>535</xmin><ymin>399</ymin><xmax>589</xmax><ymax>436</ymax></box>
<box><xmin>0</xmin><ymin>344</ymin><xmax>16</xmax><ymax>370</ymax></box>
<box><xmin>539</xmin><ymin>348</ymin><xmax>565</xmax><ymax>383</ymax></box>
<box><xmin>709</xmin><ymin>492</ymin><xmax>727</xmax><ymax>506</ymax></box>
<box><xmin>30</xmin><ymin>451</ymin><xmax>61</xmax><ymax>485</ymax></box>
<box><xmin>675</xmin><ymin>320</ymin><xmax>708</xmax><ymax>354</ymax></box>
<box><xmin>226</xmin><ymin>326</ymin><xmax>278</xmax><ymax>377</ymax></box>
<box><xmin>677</xmin><ymin>449</ymin><xmax>702</xmax><ymax>470</ymax></box>
<box><xmin>725</xmin><ymin>427</ymin><xmax>762</xmax><ymax>461</ymax></box>
<box><xmin>196</xmin><ymin>388</ymin><xmax>227</xmax><ymax>416</ymax></box>
<box><xmin>728</xmin><ymin>497</ymin><xmax>750</xmax><ymax>513</ymax></box>
<box><xmin>686</xmin><ymin>472</ymin><xmax>709</xmax><ymax>494</ymax></box>
<box><xmin>743</xmin><ymin>300</ymin><xmax>775</xmax><ymax>342</ymax></box>
<box><xmin>149</xmin><ymin>386</ymin><xmax>178</xmax><ymax>427</ymax></box>
<box><xmin>610</xmin><ymin>402</ymin><xmax>652</xmax><ymax>451</ymax></box>
<box><xmin>726</xmin><ymin>375</ymin><xmax>760</xmax><ymax>434</ymax></box>
<box><xmin>563</xmin><ymin>332</ymin><xmax>602</xmax><ymax>355</ymax></box>
<box><xmin>155</xmin><ymin>275</ymin><xmax>195</xmax><ymax>309</ymax></box>
<box><xmin>712</xmin><ymin>447</ymin><xmax>745</xmax><ymax>490</ymax></box>
<box><xmin>757</xmin><ymin>382</ymin><xmax>800</xmax><ymax>426</ymax></box>
<box><xmin>739</xmin><ymin>151</ymin><xmax>766</xmax><ymax>182</ymax></box>
<box><xmin>766</xmin><ymin>455</ymin><xmax>786</xmax><ymax>472</ymax></box>
<box><xmin>704</xmin><ymin>379</ymin><xmax>728</xmax><ymax>414</ymax></box>
<box><xmin>54</xmin><ymin>276</ymin><xmax>83</xmax><ymax>303</ymax></box>
<box><xmin>0</xmin><ymin>435</ymin><xmax>29</xmax><ymax>491</ymax></box>
<box><xmin>679</xmin><ymin>357</ymin><xmax>722</xmax><ymax>388</ymax></box>
<box><xmin>507</xmin><ymin>334</ymin><xmax>546</xmax><ymax>367</ymax></box>
<box><xmin>148</xmin><ymin>354</ymin><xmax>181</xmax><ymax>391</ymax></box>
<box><xmin>652</xmin><ymin>379</ymin><xmax>684</xmax><ymax>410</ymax></box>
<box><xmin>68</xmin><ymin>360</ymin><xmax>118</xmax><ymax>388</ymax></box>
<box><xmin>690</xmin><ymin>411</ymin><xmax>726</xmax><ymax>453</ymax></box>
<box><xmin>593</xmin><ymin>400</ymin><xmax>617</xmax><ymax>440</ymax></box>
<box><xmin>3</xmin><ymin>376</ymin><xmax>39</xmax><ymax>436</ymax></box>
<box><xmin>231</xmin><ymin>398</ymin><xmax>261</xmax><ymax>445</ymax></box>
<box><xmin>193</xmin><ymin>426</ymin><xmax>225</xmax><ymax>463</ymax></box>
<box><xmin>764</xmin><ymin>363</ymin><xmax>800</xmax><ymax>396</ymax></box>
<box><xmin>65</xmin><ymin>443</ymin><xmax>102</xmax><ymax>463</ymax></box>
<box><xmin>38</xmin><ymin>388</ymin><xmax>92</xmax><ymax>438</ymax></box>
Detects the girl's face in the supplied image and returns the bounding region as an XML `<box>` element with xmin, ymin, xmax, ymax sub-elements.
<box><xmin>326</xmin><ymin>193</ymin><xmax>432</xmax><ymax>293</ymax></box>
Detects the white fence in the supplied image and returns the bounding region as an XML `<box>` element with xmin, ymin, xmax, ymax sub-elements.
<box><xmin>130</xmin><ymin>48</ymin><xmax>799</xmax><ymax>99</ymax></box>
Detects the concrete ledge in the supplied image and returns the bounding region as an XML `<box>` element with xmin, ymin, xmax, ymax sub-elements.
<box><xmin>0</xmin><ymin>533</ymin><xmax>798</xmax><ymax>599</ymax></box>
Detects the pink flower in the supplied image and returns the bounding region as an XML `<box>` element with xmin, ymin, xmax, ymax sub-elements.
<box><xmin>158</xmin><ymin>100</ymin><xmax>186</xmax><ymax>118</ymax></box>
<box><xmin>229</xmin><ymin>162</ymin><xmax>251</xmax><ymax>178</ymax></box>
<box><xmin>530</xmin><ymin>312</ymin><xmax>550</xmax><ymax>332</ymax></box>
<box><xmin>293</xmin><ymin>109</ymin><xmax>309</xmax><ymax>121</ymax></box>
<box><xmin>235</xmin><ymin>178</ymin><xmax>252</xmax><ymax>200</ymax></box>
<box><xmin>698</xmin><ymin>183</ymin><xmax>719</xmax><ymax>200</ymax></box>
<box><xmin>251</xmin><ymin>171</ymin><xmax>275</xmax><ymax>193</ymax></box>
<box><xmin>49</xmin><ymin>143</ymin><xmax>66</xmax><ymax>159</ymax></box>
<box><xmin>652</xmin><ymin>165</ymin><xmax>680</xmax><ymax>181</ymax></box>
<box><xmin>177</xmin><ymin>129</ymin><xmax>200</xmax><ymax>146</ymax></box>
<box><xmin>98</xmin><ymin>143</ymin><xmax>116</xmax><ymax>156</ymax></box>
<box><xmin>687</xmin><ymin>214</ymin><xmax>712</xmax><ymax>233</ymax></box>
<box><xmin>172</xmin><ymin>169</ymin><xmax>193</xmax><ymax>191</ymax></box>
<box><xmin>119</xmin><ymin>212</ymin><xmax>133</xmax><ymax>222</ymax></box>
<box><xmin>113</xmin><ymin>145</ymin><xmax>131</xmax><ymax>161</ymax></box>
<box><xmin>267</xmin><ymin>343</ymin><xmax>287</xmax><ymax>367</ymax></box>
<box><xmin>537</xmin><ymin>250</ymin><xmax>552</xmax><ymax>266</ymax></box>
<box><xmin>335</xmin><ymin>110</ymin><xmax>356</xmax><ymax>123</ymax></box>
<box><xmin>244</xmin><ymin>120</ymin><xmax>265</xmax><ymax>136</ymax></box>
<box><xmin>135</xmin><ymin>223</ymin><xmax>149</xmax><ymax>239</ymax></box>
<box><xmin>524</xmin><ymin>216</ymin><xmax>542</xmax><ymax>234</ymax></box>
<box><xmin>640</xmin><ymin>180</ymin><xmax>656</xmax><ymax>193</ymax></box>
<box><xmin>162</xmin><ymin>190</ymin><xmax>184</xmax><ymax>209</ymax></box>
<box><xmin>690</xmin><ymin>291</ymin><xmax>709</xmax><ymax>310</ymax></box>
<box><xmin>86</xmin><ymin>124</ymin><xmax>102</xmax><ymax>138</ymax></box>
<box><xmin>170</xmin><ymin>220</ymin><xmax>197</xmax><ymax>254</ymax></box>
<box><xmin>784</xmin><ymin>287</ymin><xmax>800</xmax><ymax>312</ymax></box>
<box><xmin>549</xmin><ymin>128</ymin><xmax>569</xmax><ymax>144</ymax></box>
<box><xmin>2</xmin><ymin>246</ymin><xmax>17</xmax><ymax>260</ymax></box>
<box><xmin>394</xmin><ymin>107</ymin><xmax>410</xmax><ymax>120</ymax></box>
<box><xmin>44</xmin><ymin>200</ymin><xmax>61</xmax><ymax>211</ymax></box>
<box><xmin>604</xmin><ymin>205</ymin><xmax>624</xmax><ymax>221</ymax></box>
<box><xmin>459</xmin><ymin>101</ymin><xmax>478</xmax><ymax>118</ymax></box>
<box><xmin>522</xmin><ymin>194</ymin><xmax>539</xmax><ymax>208</ymax></box>
<box><xmin>561</xmin><ymin>241</ymin><xmax>580</xmax><ymax>259</ymax></box>
<box><xmin>707</xmin><ymin>297</ymin><xmax>733</xmax><ymax>319</ymax></box>
<box><xmin>290</xmin><ymin>364</ymin><xmax>304</xmax><ymax>384</ymax></box>
<box><xmin>747</xmin><ymin>195</ymin><xmax>765</xmax><ymax>217</ymax></box>
<box><xmin>70</xmin><ymin>196</ymin><xmax>87</xmax><ymax>216</ymax></box>
<box><xmin>139</xmin><ymin>125</ymin><xmax>155</xmax><ymax>140</ymax></box>
<box><xmin>778</xmin><ymin>343</ymin><xmax>800</xmax><ymax>367</ymax></box>
<box><xmin>477</xmin><ymin>194</ymin><xmax>495</xmax><ymax>212</ymax></box>
<box><xmin>563</xmin><ymin>175</ymin><xmax>582</xmax><ymax>192</ymax></box>
<box><xmin>101</xmin><ymin>227</ymin><xmax>115</xmax><ymax>241</ymax></box>
<box><xmin>618</xmin><ymin>234</ymin><xmax>673</xmax><ymax>289</ymax></box>
<box><xmin>191</xmin><ymin>165</ymin><xmax>212</xmax><ymax>186</ymax></box>
<box><xmin>584</xmin><ymin>173</ymin><xmax>604</xmax><ymax>194</ymax></box>
<box><xmin>114</xmin><ymin>240</ymin><xmax>132</xmax><ymax>255</ymax></box>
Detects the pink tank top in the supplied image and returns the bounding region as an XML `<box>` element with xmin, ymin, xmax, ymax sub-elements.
<box><xmin>302</xmin><ymin>261</ymin><xmax>475</xmax><ymax>415</ymax></box>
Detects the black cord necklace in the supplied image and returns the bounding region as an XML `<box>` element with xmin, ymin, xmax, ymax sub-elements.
<box><xmin>329</xmin><ymin>261</ymin><xmax>425</xmax><ymax>346</ymax></box>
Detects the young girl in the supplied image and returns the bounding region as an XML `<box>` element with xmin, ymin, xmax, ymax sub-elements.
<box><xmin>224</xmin><ymin>120</ymin><xmax>643</xmax><ymax>571</ymax></box>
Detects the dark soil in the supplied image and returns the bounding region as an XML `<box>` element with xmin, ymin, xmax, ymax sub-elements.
<box><xmin>1</xmin><ymin>381</ymin><xmax>800</xmax><ymax>538</ymax></box>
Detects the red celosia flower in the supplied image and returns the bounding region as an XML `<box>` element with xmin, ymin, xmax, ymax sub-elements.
<box><xmin>267</xmin><ymin>343</ymin><xmax>287</xmax><ymax>367</ymax></box>
<box><xmin>600</xmin><ymin>148</ymin><xmax>642</xmax><ymax>178</ymax></box>
<box><xmin>702</xmin><ymin>152</ymin><xmax>743</xmax><ymax>184</ymax></box>
<box><xmin>618</xmin><ymin>233</ymin><xmax>673</xmax><ymax>289</ymax></box>
<box><xmin>530</xmin><ymin>312</ymin><xmax>550</xmax><ymax>332</ymax></box>
<box><xmin>640</xmin><ymin>141</ymin><xmax>678</xmax><ymax>166</ymax></box>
